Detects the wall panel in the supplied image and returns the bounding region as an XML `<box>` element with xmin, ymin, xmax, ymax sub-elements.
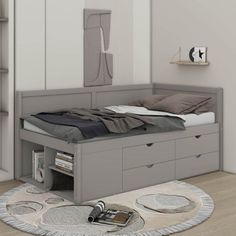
<box><xmin>15</xmin><ymin>0</ymin><xmax>45</xmax><ymax>90</ymax></box>
<box><xmin>46</xmin><ymin>0</ymin><xmax>84</xmax><ymax>89</ymax></box>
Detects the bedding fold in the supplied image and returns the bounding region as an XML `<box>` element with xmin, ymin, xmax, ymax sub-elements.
<box><xmin>23</xmin><ymin>108</ymin><xmax>185</xmax><ymax>143</ymax></box>
<box><xmin>33</xmin><ymin>112</ymin><xmax>109</xmax><ymax>139</ymax></box>
<box><xmin>33</xmin><ymin>109</ymin><xmax>156</xmax><ymax>139</ymax></box>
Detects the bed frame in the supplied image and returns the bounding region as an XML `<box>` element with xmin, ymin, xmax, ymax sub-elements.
<box><xmin>15</xmin><ymin>83</ymin><xmax>223</xmax><ymax>203</ymax></box>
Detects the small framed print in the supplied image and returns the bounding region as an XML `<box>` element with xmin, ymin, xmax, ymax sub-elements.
<box><xmin>189</xmin><ymin>47</ymin><xmax>208</xmax><ymax>63</ymax></box>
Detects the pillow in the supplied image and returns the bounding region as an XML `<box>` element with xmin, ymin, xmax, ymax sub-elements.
<box><xmin>147</xmin><ymin>93</ymin><xmax>212</xmax><ymax>114</ymax></box>
<box><xmin>193</xmin><ymin>98</ymin><xmax>215</xmax><ymax>114</ymax></box>
<box><xmin>129</xmin><ymin>95</ymin><xmax>168</xmax><ymax>107</ymax></box>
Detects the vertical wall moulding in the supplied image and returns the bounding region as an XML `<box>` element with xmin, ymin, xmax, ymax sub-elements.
<box><xmin>0</xmin><ymin>0</ymin><xmax>14</xmax><ymax>181</ymax></box>
<box><xmin>84</xmin><ymin>9</ymin><xmax>113</xmax><ymax>87</ymax></box>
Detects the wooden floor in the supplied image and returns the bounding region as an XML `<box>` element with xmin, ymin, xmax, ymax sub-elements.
<box><xmin>0</xmin><ymin>172</ymin><xmax>236</xmax><ymax>236</ymax></box>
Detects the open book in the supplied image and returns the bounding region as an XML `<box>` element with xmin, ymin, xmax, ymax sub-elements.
<box><xmin>92</xmin><ymin>209</ymin><xmax>134</xmax><ymax>227</ymax></box>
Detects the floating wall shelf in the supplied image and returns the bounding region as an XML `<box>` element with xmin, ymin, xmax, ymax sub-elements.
<box><xmin>170</xmin><ymin>47</ymin><xmax>210</xmax><ymax>66</ymax></box>
<box><xmin>170</xmin><ymin>60</ymin><xmax>210</xmax><ymax>66</ymax></box>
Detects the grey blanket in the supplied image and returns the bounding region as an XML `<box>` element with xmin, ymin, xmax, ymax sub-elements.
<box><xmin>23</xmin><ymin>113</ymin><xmax>185</xmax><ymax>143</ymax></box>
<box><xmin>33</xmin><ymin>109</ymin><xmax>156</xmax><ymax>139</ymax></box>
<box><xmin>69</xmin><ymin>108</ymin><xmax>155</xmax><ymax>134</ymax></box>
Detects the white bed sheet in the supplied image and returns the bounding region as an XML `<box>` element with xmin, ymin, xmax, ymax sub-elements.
<box><xmin>105</xmin><ymin>105</ymin><xmax>215</xmax><ymax>127</ymax></box>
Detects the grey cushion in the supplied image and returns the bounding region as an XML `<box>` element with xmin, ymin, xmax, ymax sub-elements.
<box><xmin>147</xmin><ymin>94</ymin><xmax>212</xmax><ymax>114</ymax></box>
<box><xmin>193</xmin><ymin>98</ymin><xmax>215</xmax><ymax>114</ymax></box>
<box><xmin>129</xmin><ymin>95</ymin><xmax>168</xmax><ymax>107</ymax></box>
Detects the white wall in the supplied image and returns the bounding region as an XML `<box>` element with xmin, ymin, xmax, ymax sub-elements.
<box><xmin>152</xmin><ymin>0</ymin><xmax>235</xmax><ymax>172</ymax></box>
<box><xmin>133</xmin><ymin>0</ymin><xmax>150</xmax><ymax>84</ymax></box>
<box><xmin>46</xmin><ymin>0</ymin><xmax>84</xmax><ymax>89</ymax></box>
<box><xmin>15</xmin><ymin>0</ymin><xmax>85</xmax><ymax>90</ymax></box>
<box><xmin>15</xmin><ymin>0</ymin><xmax>46</xmax><ymax>90</ymax></box>
<box><xmin>15</xmin><ymin>0</ymin><xmax>150</xmax><ymax>90</ymax></box>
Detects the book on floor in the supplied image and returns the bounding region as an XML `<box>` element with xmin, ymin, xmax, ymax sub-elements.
<box><xmin>93</xmin><ymin>209</ymin><xmax>134</xmax><ymax>227</ymax></box>
<box><xmin>55</xmin><ymin>152</ymin><xmax>74</xmax><ymax>174</ymax></box>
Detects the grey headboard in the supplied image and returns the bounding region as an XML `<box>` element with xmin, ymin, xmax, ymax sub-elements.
<box><xmin>15</xmin><ymin>84</ymin><xmax>153</xmax><ymax>116</ymax></box>
<box><xmin>15</xmin><ymin>83</ymin><xmax>223</xmax><ymax>177</ymax></box>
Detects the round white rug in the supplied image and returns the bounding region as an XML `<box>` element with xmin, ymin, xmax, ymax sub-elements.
<box><xmin>0</xmin><ymin>181</ymin><xmax>214</xmax><ymax>236</ymax></box>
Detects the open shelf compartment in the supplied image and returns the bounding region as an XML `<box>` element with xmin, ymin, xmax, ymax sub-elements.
<box><xmin>19</xmin><ymin>141</ymin><xmax>75</xmax><ymax>202</ymax></box>
<box><xmin>49</xmin><ymin>165</ymin><xmax>74</xmax><ymax>177</ymax></box>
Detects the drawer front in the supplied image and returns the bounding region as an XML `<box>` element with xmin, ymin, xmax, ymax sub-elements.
<box><xmin>176</xmin><ymin>133</ymin><xmax>219</xmax><ymax>159</ymax></box>
<box><xmin>82</xmin><ymin>149</ymin><xmax>123</xmax><ymax>201</ymax></box>
<box><xmin>123</xmin><ymin>161</ymin><xmax>175</xmax><ymax>192</ymax></box>
<box><xmin>176</xmin><ymin>152</ymin><xmax>219</xmax><ymax>179</ymax></box>
<box><xmin>123</xmin><ymin>141</ymin><xmax>175</xmax><ymax>170</ymax></box>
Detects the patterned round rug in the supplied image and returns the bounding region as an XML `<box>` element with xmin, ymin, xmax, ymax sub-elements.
<box><xmin>0</xmin><ymin>181</ymin><xmax>214</xmax><ymax>236</ymax></box>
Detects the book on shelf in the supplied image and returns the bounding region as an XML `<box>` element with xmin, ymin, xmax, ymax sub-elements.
<box><xmin>54</xmin><ymin>151</ymin><xmax>74</xmax><ymax>174</ymax></box>
<box><xmin>55</xmin><ymin>159</ymin><xmax>73</xmax><ymax>170</ymax></box>
<box><xmin>56</xmin><ymin>152</ymin><xmax>74</xmax><ymax>163</ymax></box>
<box><xmin>55</xmin><ymin>165</ymin><xmax>73</xmax><ymax>174</ymax></box>
<box><xmin>32</xmin><ymin>150</ymin><xmax>45</xmax><ymax>183</ymax></box>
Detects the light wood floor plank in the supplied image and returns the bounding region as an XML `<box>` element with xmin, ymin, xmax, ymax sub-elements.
<box><xmin>0</xmin><ymin>172</ymin><xmax>235</xmax><ymax>236</ymax></box>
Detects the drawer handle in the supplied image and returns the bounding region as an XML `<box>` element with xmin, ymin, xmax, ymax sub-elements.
<box><xmin>146</xmin><ymin>143</ymin><xmax>154</xmax><ymax>147</ymax></box>
<box><xmin>146</xmin><ymin>164</ymin><xmax>154</xmax><ymax>168</ymax></box>
<box><xmin>196</xmin><ymin>154</ymin><xmax>202</xmax><ymax>158</ymax></box>
<box><xmin>195</xmin><ymin>135</ymin><xmax>202</xmax><ymax>139</ymax></box>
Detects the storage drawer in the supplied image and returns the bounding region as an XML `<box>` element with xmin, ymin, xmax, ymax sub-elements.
<box><xmin>123</xmin><ymin>161</ymin><xmax>175</xmax><ymax>192</ymax></box>
<box><xmin>123</xmin><ymin>141</ymin><xmax>175</xmax><ymax>170</ymax></box>
<box><xmin>176</xmin><ymin>152</ymin><xmax>219</xmax><ymax>179</ymax></box>
<box><xmin>176</xmin><ymin>133</ymin><xmax>219</xmax><ymax>159</ymax></box>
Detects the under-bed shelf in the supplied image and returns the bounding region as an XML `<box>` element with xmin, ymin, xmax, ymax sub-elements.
<box><xmin>51</xmin><ymin>190</ymin><xmax>74</xmax><ymax>202</ymax></box>
<box><xmin>49</xmin><ymin>165</ymin><xmax>74</xmax><ymax>177</ymax></box>
<box><xmin>20</xmin><ymin>176</ymin><xmax>46</xmax><ymax>190</ymax></box>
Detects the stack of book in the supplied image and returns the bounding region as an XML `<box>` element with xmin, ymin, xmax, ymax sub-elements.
<box><xmin>55</xmin><ymin>152</ymin><xmax>74</xmax><ymax>174</ymax></box>
<box><xmin>32</xmin><ymin>150</ymin><xmax>45</xmax><ymax>183</ymax></box>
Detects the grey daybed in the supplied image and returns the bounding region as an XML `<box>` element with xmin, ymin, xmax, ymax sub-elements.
<box><xmin>15</xmin><ymin>83</ymin><xmax>223</xmax><ymax>203</ymax></box>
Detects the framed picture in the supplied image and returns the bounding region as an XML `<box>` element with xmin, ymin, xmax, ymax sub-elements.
<box><xmin>189</xmin><ymin>47</ymin><xmax>208</xmax><ymax>63</ymax></box>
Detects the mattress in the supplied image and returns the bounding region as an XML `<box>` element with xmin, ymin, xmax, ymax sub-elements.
<box><xmin>181</xmin><ymin>112</ymin><xmax>215</xmax><ymax>127</ymax></box>
<box><xmin>23</xmin><ymin>112</ymin><xmax>215</xmax><ymax>137</ymax></box>
<box><xmin>24</xmin><ymin>120</ymin><xmax>52</xmax><ymax>136</ymax></box>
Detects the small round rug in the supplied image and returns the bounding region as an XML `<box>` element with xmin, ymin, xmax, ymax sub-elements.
<box><xmin>0</xmin><ymin>181</ymin><xmax>214</xmax><ymax>236</ymax></box>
